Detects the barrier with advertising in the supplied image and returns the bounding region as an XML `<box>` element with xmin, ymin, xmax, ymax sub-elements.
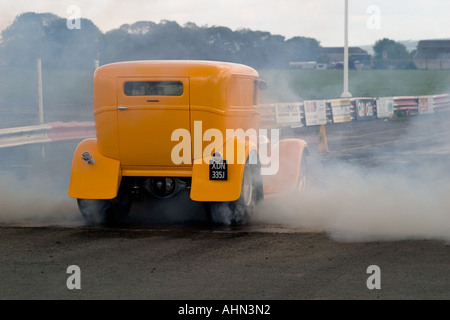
<box><xmin>325</xmin><ymin>103</ymin><xmax>333</xmax><ymax>124</ymax></box>
<box><xmin>328</xmin><ymin>98</ymin><xmax>353</xmax><ymax>123</ymax></box>
<box><xmin>353</xmin><ymin>97</ymin><xmax>376</xmax><ymax>121</ymax></box>
<box><xmin>303</xmin><ymin>100</ymin><xmax>327</xmax><ymax>126</ymax></box>
<box><xmin>376</xmin><ymin>97</ymin><xmax>394</xmax><ymax>119</ymax></box>
<box><xmin>418</xmin><ymin>96</ymin><xmax>434</xmax><ymax>114</ymax></box>
<box><xmin>394</xmin><ymin>96</ymin><xmax>419</xmax><ymax>116</ymax></box>
<box><xmin>433</xmin><ymin>94</ymin><xmax>450</xmax><ymax>113</ymax></box>
<box><xmin>275</xmin><ymin>103</ymin><xmax>304</xmax><ymax>127</ymax></box>
<box><xmin>258</xmin><ymin>104</ymin><xmax>277</xmax><ymax>128</ymax></box>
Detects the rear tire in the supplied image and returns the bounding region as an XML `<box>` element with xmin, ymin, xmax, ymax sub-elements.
<box><xmin>77</xmin><ymin>185</ymin><xmax>132</xmax><ymax>226</ymax></box>
<box><xmin>205</xmin><ymin>160</ymin><xmax>262</xmax><ymax>226</ymax></box>
<box><xmin>296</xmin><ymin>152</ymin><xmax>309</xmax><ymax>193</ymax></box>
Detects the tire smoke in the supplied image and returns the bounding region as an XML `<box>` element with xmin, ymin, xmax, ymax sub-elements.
<box><xmin>0</xmin><ymin>170</ymin><xmax>79</xmax><ymax>223</ymax></box>
<box><xmin>253</xmin><ymin>118</ymin><xmax>450</xmax><ymax>242</ymax></box>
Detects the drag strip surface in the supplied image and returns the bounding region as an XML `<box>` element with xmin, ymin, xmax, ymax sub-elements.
<box><xmin>1</xmin><ymin>225</ymin><xmax>450</xmax><ymax>300</ymax></box>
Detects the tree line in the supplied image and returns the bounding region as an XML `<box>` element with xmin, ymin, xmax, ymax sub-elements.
<box><xmin>0</xmin><ymin>12</ymin><xmax>414</xmax><ymax>70</ymax></box>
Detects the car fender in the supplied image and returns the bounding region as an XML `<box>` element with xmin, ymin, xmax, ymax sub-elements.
<box><xmin>68</xmin><ymin>138</ymin><xmax>122</xmax><ymax>200</ymax></box>
<box><xmin>190</xmin><ymin>138</ymin><xmax>258</xmax><ymax>202</ymax></box>
<box><xmin>262</xmin><ymin>138</ymin><xmax>309</xmax><ymax>198</ymax></box>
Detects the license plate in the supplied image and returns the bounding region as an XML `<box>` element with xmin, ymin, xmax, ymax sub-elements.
<box><xmin>209</xmin><ymin>160</ymin><xmax>227</xmax><ymax>181</ymax></box>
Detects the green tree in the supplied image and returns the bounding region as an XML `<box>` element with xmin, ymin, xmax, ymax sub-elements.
<box><xmin>285</xmin><ymin>36</ymin><xmax>321</xmax><ymax>62</ymax></box>
<box><xmin>0</xmin><ymin>12</ymin><xmax>101</xmax><ymax>69</ymax></box>
<box><xmin>1</xmin><ymin>12</ymin><xmax>329</xmax><ymax>70</ymax></box>
<box><xmin>372</xmin><ymin>38</ymin><xmax>411</xmax><ymax>69</ymax></box>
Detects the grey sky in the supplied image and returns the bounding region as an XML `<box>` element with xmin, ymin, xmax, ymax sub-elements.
<box><xmin>0</xmin><ymin>0</ymin><xmax>449</xmax><ymax>46</ymax></box>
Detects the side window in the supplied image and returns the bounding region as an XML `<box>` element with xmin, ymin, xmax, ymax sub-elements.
<box><xmin>124</xmin><ymin>81</ymin><xmax>183</xmax><ymax>96</ymax></box>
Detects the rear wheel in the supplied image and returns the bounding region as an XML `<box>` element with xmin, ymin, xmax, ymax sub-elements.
<box><xmin>77</xmin><ymin>185</ymin><xmax>132</xmax><ymax>226</ymax></box>
<box><xmin>296</xmin><ymin>152</ymin><xmax>309</xmax><ymax>193</ymax></box>
<box><xmin>205</xmin><ymin>160</ymin><xmax>262</xmax><ymax>226</ymax></box>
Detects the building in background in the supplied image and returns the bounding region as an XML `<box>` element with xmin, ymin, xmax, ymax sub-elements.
<box><xmin>414</xmin><ymin>40</ymin><xmax>450</xmax><ymax>70</ymax></box>
<box><xmin>289</xmin><ymin>61</ymin><xmax>317</xmax><ymax>69</ymax></box>
<box><xmin>321</xmin><ymin>47</ymin><xmax>372</xmax><ymax>69</ymax></box>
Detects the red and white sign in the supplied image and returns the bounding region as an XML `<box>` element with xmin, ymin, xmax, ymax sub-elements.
<box><xmin>418</xmin><ymin>96</ymin><xmax>434</xmax><ymax>114</ymax></box>
<box><xmin>304</xmin><ymin>100</ymin><xmax>327</xmax><ymax>126</ymax></box>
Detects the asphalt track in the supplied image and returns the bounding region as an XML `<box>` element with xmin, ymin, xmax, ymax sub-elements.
<box><xmin>1</xmin><ymin>114</ymin><xmax>450</xmax><ymax>300</ymax></box>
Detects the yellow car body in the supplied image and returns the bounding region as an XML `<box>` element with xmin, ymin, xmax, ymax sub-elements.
<box><xmin>68</xmin><ymin>60</ymin><xmax>308</xmax><ymax>224</ymax></box>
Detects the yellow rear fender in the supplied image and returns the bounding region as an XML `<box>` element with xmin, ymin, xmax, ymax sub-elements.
<box><xmin>190</xmin><ymin>138</ymin><xmax>258</xmax><ymax>202</ymax></box>
<box><xmin>68</xmin><ymin>138</ymin><xmax>122</xmax><ymax>200</ymax></box>
<box><xmin>262</xmin><ymin>138</ymin><xmax>309</xmax><ymax>198</ymax></box>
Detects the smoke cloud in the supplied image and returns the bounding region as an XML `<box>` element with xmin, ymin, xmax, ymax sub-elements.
<box><xmin>0</xmin><ymin>170</ymin><xmax>79</xmax><ymax>223</ymax></box>
<box><xmin>252</xmin><ymin>117</ymin><xmax>450</xmax><ymax>243</ymax></box>
<box><xmin>0</xmin><ymin>144</ymin><xmax>80</xmax><ymax>224</ymax></box>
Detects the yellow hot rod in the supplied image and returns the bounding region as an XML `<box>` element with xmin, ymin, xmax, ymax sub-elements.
<box><xmin>68</xmin><ymin>60</ymin><xmax>308</xmax><ymax>225</ymax></box>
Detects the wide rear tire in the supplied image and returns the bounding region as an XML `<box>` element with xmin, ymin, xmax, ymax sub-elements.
<box><xmin>296</xmin><ymin>153</ymin><xmax>309</xmax><ymax>193</ymax></box>
<box><xmin>205</xmin><ymin>160</ymin><xmax>262</xmax><ymax>226</ymax></box>
<box><xmin>77</xmin><ymin>185</ymin><xmax>132</xmax><ymax>226</ymax></box>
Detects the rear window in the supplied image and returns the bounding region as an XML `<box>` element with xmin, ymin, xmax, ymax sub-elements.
<box><xmin>124</xmin><ymin>81</ymin><xmax>183</xmax><ymax>96</ymax></box>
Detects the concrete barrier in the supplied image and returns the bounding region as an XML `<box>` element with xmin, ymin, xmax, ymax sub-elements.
<box><xmin>393</xmin><ymin>96</ymin><xmax>419</xmax><ymax>117</ymax></box>
<box><xmin>433</xmin><ymin>94</ymin><xmax>450</xmax><ymax>112</ymax></box>
<box><xmin>0</xmin><ymin>121</ymin><xmax>95</xmax><ymax>149</ymax></box>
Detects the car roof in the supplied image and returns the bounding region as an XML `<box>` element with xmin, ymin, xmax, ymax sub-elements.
<box><xmin>95</xmin><ymin>60</ymin><xmax>259</xmax><ymax>78</ymax></box>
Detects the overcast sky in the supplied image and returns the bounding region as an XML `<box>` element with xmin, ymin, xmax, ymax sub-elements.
<box><xmin>0</xmin><ymin>0</ymin><xmax>449</xmax><ymax>47</ymax></box>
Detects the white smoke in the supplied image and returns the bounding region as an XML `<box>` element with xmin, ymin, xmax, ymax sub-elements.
<box><xmin>252</xmin><ymin>122</ymin><xmax>450</xmax><ymax>242</ymax></box>
<box><xmin>0</xmin><ymin>169</ymin><xmax>79</xmax><ymax>223</ymax></box>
